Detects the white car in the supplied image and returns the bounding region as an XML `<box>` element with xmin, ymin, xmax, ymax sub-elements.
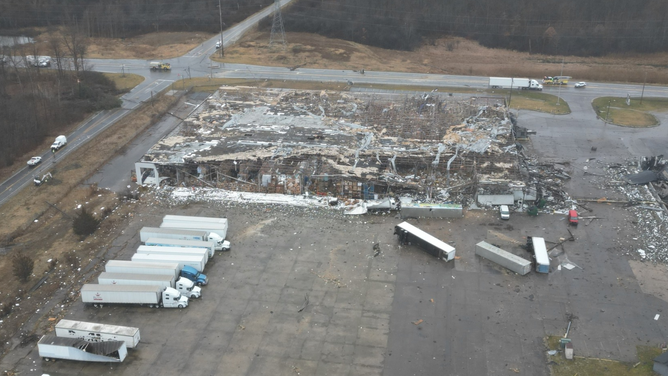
<box><xmin>27</xmin><ymin>156</ymin><xmax>42</xmax><ymax>167</ymax></box>
<box><xmin>574</xmin><ymin>82</ymin><xmax>587</xmax><ymax>88</ymax></box>
<box><xmin>499</xmin><ymin>205</ymin><xmax>510</xmax><ymax>220</ymax></box>
<box><xmin>215</xmin><ymin>41</ymin><xmax>222</xmax><ymax>49</ymax></box>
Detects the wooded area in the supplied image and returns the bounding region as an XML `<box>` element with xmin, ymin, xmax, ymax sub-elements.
<box><xmin>279</xmin><ymin>0</ymin><xmax>668</xmax><ymax>56</ymax></box>
<box><xmin>0</xmin><ymin>0</ymin><xmax>272</xmax><ymax>38</ymax></box>
<box><xmin>0</xmin><ymin>33</ymin><xmax>121</xmax><ymax>167</ymax></box>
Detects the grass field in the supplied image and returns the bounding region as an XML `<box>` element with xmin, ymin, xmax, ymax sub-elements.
<box><xmin>545</xmin><ymin>336</ymin><xmax>664</xmax><ymax>376</ymax></box>
<box><xmin>592</xmin><ymin>97</ymin><xmax>668</xmax><ymax>127</ymax></box>
<box><xmin>103</xmin><ymin>73</ymin><xmax>145</xmax><ymax>92</ymax></box>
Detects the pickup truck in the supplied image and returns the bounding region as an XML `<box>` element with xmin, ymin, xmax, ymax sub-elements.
<box><xmin>27</xmin><ymin>157</ymin><xmax>42</xmax><ymax>167</ymax></box>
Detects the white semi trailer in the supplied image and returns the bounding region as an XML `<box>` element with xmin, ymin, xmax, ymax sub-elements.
<box><xmin>81</xmin><ymin>284</ymin><xmax>188</xmax><ymax>308</ymax></box>
<box><xmin>104</xmin><ymin>260</ymin><xmax>179</xmax><ymax>280</ymax></box>
<box><xmin>98</xmin><ymin>272</ymin><xmax>201</xmax><ymax>298</ymax></box>
<box><xmin>54</xmin><ymin>319</ymin><xmax>141</xmax><ymax>349</ymax></box>
<box><xmin>38</xmin><ymin>334</ymin><xmax>127</xmax><ymax>362</ymax></box>
<box><xmin>131</xmin><ymin>253</ymin><xmax>206</xmax><ymax>272</ymax></box>
<box><xmin>142</xmin><ymin>240</ymin><xmax>214</xmax><ymax>259</ymax></box>
<box><xmin>160</xmin><ymin>216</ymin><xmax>230</xmax><ymax>251</ymax></box>
<box><xmin>139</xmin><ymin>227</ymin><xmax>225</xmax><ymax>251</ymax></box>
<box><xmin>489</xmin><ymin>77</ymin><xmax>543</xmax><ymax>90</ymax></box>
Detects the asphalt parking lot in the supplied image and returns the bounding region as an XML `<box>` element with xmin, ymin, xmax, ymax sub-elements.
<box><xmin>7</xmin><ymin>90</ymin><xmax>668</xmax><ymax>376</ymax></box>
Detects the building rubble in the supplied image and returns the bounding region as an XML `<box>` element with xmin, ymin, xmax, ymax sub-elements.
<box><xmin>583</xmin><ymin>156</ymin><xmax>668</xmax><ymax>263</ymax></box>
<box><xmin>136</xmin><ymin>87</ymin><xmax>526</xmax><ymax>205</ymax></box>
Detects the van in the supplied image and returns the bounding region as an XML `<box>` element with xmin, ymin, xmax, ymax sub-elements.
<box><xmin>51</xmin><ymin>135</ymin><xmax>67</xmax><ymax>151</ymax></box>
<box><xmin>499</xmin><ymin>205</ymin><xmax>510</xmax><ymax>220</ymax></box>
<box><xmin>568</xmin><ymin>209</ymin><xmax>578</xmax><ymax>226</ymax></box>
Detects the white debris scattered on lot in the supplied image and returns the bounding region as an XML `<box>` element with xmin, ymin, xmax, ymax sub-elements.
<box><xmin>170</xmin><ymin>187</ymin><xmax>330</xmax><ymax>207</ymax></box>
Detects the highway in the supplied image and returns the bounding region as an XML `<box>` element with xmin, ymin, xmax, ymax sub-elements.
<box><xmin>1</xmin><ymin>0</ymin><xmax>667</xmax><ymax>206</ymax></box>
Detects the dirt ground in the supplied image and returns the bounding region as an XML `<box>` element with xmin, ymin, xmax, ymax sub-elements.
<box><xmin>629</xmin><ymin>260</ymin><xmax>668</xmax><ymax>303</ymax></box>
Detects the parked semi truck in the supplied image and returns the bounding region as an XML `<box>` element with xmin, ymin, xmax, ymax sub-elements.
<box><xmin>131</xmin><ymin>253</ymin><xmax>206</xmax><ymax>273</ymax></box>
<box><xmin>38</xmin><ymin>334</ymin><xmax>127</xmax><ymax>362</ymax></box>
<box><xmin>54</xmin><ymin>319</ymin><xmax>141</xmax><ymax>349</ymax></box>
<box><xmin>105</xmin><ymin>260</ymin><xmax>179</xmax><ymax>280</ymax></box>
<box><xmin>81</xmin><ymin>284</ymin><xmax>188</xmax><ymax>308</ymax></box>
<box><xmin>98</xmin><ymin>272</ymin><xmax>201</xmax><ymax>298</ymax></box>
<box><xmin>139</xmin><ymin>227</ymin><xmax>226</xmax><ymax>251</ymax></box>
<box><xmin>489</xmin><ymin>77</ymin><xmax>543</xmax><ymax>90</ymax></box>
<box><xmin>160</xmin><ymin>216</ymin><xmax>230</xmax><ymax>251</ymax></box>
<box><xmin>181</xmin><ymin>265</ymin><xmax>208</xmax><ymax>286</ymax></box>
<box><xmin>143</xmin><ymin>239</ymin><xmax>214</xmax><ymax>258</ymax></box>
<box><xmin>475</xmin><ymin>241</ymin><xmax>532</xmax><ymax>275</ymax></box>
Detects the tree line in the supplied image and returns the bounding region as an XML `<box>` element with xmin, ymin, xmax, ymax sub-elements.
<box><xmin>278</xmin><ymin>0</ymin><xmax>668</xmax><ymax>56</ymax></box>
<box><xmin>0</xmin><ymin>31</ymin><xmax>121</xmax><ymax>168</ymax></box>
<box><xmin>0</xmin><ymin>0</ymin><xmax>272</xmax><ymax>38</ymax></box>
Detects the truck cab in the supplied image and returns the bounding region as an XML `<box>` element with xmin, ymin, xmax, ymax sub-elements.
<box><xmin>176</xmin><ymin>277</ymin><xmax>201</xmax><ymax>298</ymax></box>
<box><xmin>149</xmin><ymin>61</ymin><xmax>171</xmax><ymax>71</ymax></box>
<box><xmin>51</xmin><ymin>135</ymin><xmax>67</xmax><ymax>151</ymax></box>
<box><xmin>162</xmin><ymin>287</ymin><xmax>189</xmax><ymax>308</ymax></box>
<box><xmin>181</xmin><ymin>265</ymin><xmax>208</xmax><ymax>286</ymax></box>
<box><xmin>206</xmin><ymin>232</ymin><xmax>230</xmax><ymax>251</ymax></box>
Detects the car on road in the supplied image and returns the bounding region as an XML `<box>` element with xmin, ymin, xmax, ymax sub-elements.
<box><xmin>27</xmin><ymin>157</ymin><xmax>42</xmax><ymax>167</ymax></box>
<box><xmin>215</xmin><ymin>41</ymin><xmax>222</xmax><ymax>49</ymax></box>
<box><xmin>574</xmin><ymin>81</ymin><xmax>587</xmax><ymax>88</ymax></box>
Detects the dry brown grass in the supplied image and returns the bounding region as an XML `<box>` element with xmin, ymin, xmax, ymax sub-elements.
<box><xmin>216</xmin><ymin>31</ymin><xmax>668</xmax><ymax>85</ymax></box>
<box><xmin>102</xmin><ymin>72</ymin><xmax>145</xmax><ymax>92</ymax></box>
<box><xmin>30</xmin><ymin>30</ymin><xmax>215</xmax><ymax>59</ymax></box>
<box><xmin>0</xmin><ymin>92</ymin><xmax>180</xmax><ymax>354</ymax></box>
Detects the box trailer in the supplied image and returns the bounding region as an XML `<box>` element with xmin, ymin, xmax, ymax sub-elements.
<box><xmin>38</xmin><ymin>334</ymin><xmax>127</xmax><ymax>362</ymax></box>
<box><xmin>131</xmin><ymin>253</ymin><xmax>206</xmax><ymax>272</ymax></box>
<box><xmin>104</xmin><ymin>260</ymin><xmax>179</xmax><ymax>280</ymax></box>
<box><xmin>394</xmin><ymin>222</ymin><xmax>456</xmax><ymax>261</ymax></box>
<box><xmin>160</xmin><ymin>218</ymin><xmax>229</xmax><ymax>248</ymax></box>
<box><xmin>81</xmin><ymin>284</ymin><xmax>188</xmax><ymax>308</ymax></box>
<box><xmin>143</xmin><ymin>239</ymin><xmax>214</xmax><ymax>258</ymax></box>
<box><xmin>98</xmin><ymin>272</ymin><xmax>201</xmax><ymax>299</ymax></box>
<box><xmin>54</xmin><ymin>319</ymin><xmax>140</xmax><ymax>349</ymax></box>
<box><xmin>475</xmin><ymin>241</ymin><xmax>532</xmax><ymax>275</ymax></box>
<box><xmin>138</xmin><ymin>244</ymin><xmax>210</xmax><ymax>263</ymax></box>
<box><xmin>163</xmin><ymin>215</ymin><xmax>227</xmax><ymax>224</ymax></box>
<box><xmin>527</xmin><ymin>236</ymin><xmax>550</xmax><ymax>273</ymax></box>
<box><xmin>140</xmin><ymin>227</ymin><xmax>208</xmax><ymax>243</ymax></box>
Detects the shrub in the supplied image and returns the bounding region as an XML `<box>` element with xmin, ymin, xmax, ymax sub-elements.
<box><xmin>72</xmin><ymin>207</ymin><xmax>101</xmax><ymax>237</ymax></box>
<box><xmin>12</xmin><ymin>254</ymin><xmax>34</xmax><ymax>282</ymax></box>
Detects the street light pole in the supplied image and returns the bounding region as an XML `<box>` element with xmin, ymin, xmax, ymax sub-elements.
<box><xmin>218</xmin><ymin>0</ymin><xmax>224</xmax><ymax>58</ymax></box>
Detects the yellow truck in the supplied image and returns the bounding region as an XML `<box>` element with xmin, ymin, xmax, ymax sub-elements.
<box><xmin>149</xmin><ymin>61</ymin><xmax>171</xmax><ymax>71</ymax></box>
<box><xmin>542</xmin><ymin>76</ymin><xmax>570</xmax><ymax>85</ymax></box>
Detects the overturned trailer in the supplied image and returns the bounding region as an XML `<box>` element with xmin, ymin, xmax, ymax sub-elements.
<box><xmin>394</xmin><ymin>221</ymin><xmax>456</xmax><ymax>261</ymax></box>
<box><xmin>37</xmin><ymin>334</ymin><xmax>127</xmax><ymax>362</ymax></box>
<box><xmin>475</xmin><ymin>241</ymin><xmax>531</xmax><ymax>275</ymax></box>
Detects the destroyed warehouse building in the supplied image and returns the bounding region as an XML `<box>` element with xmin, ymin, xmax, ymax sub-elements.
<box><xmin>136</xmin><ymin>87</ymin><xmax>530</xmax><ymax>204</ymax></box>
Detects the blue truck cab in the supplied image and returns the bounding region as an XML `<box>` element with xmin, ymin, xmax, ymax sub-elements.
<box><xmin>181</xmin><ymin>265</ymin><xmax>208</xmax><ymax>286</ymax></box>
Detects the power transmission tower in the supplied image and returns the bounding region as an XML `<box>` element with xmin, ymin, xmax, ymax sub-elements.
<box><xmin>269</xmin><ymin>0</ymin><xmax>287</xmax><ymax>48</ymax></box>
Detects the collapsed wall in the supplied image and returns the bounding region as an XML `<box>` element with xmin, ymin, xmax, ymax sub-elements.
<box><xmin>138</xmin><ymin>87</ymin><xmax>523</xmax><ymax>202</ymax></box>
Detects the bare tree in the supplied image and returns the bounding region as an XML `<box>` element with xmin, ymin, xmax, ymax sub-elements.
<box><xmin>61</xmin><ymin>26</ymin><xmax>88</xmax><ymax>74</ymax></box>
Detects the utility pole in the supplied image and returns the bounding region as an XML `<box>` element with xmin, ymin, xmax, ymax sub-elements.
<box><xmin>556</xmin><ymin>57</ymin><xmax>564</xmax><ymax>105</ymax></box>
<box><xmin>640</xmin><ymin>71</ymin><xmax>647</xmax><ymax>104</ymax></box>
<box><xmin>269</xmin><ymin>0</ymin><xmax>287</xmax><ymax>48</ymax></box>
<box><xmin>218</xmin><ymin>0</ymin><xmax>224</xmax><ymax>57</ymax></box>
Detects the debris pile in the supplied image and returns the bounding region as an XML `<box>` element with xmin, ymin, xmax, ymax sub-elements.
<box><xmin>138</xmin><ymin>88</ymin><xmax>523</xmax><ymax>202</ymax></box>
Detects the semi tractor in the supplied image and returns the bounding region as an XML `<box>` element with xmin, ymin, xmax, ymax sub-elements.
<box><xmin>38</xmin><ymin>334</ymin><xmax>127</xmax><ymax>362</ymax></box>
<box><xmin>139</xmin><ymin>227</ymin><xmax>226</xmax><ymax>251</ymax></box>
<box><xmin>54</xmin><ymin>319</ymin><xmax>140</xmax><ymax>349</ymax></box>
<box><xmin>131</xmin><ymin>253</ymin><xmax>206</xmax><ymax>273</ymax></box>
<box><xmin>489</xmin><ymin>77</ymin><xmax>543</xmax><ymax>90</ymax></box>
<box><xmin>181</xmin><ymin>265</ymin><xmax>208</xmax><ymax>286</ymax></box>
<box><xmin>143</xmin><ymin>239</ymin><xmax>214</xmax><ymax>258</ymax></box>
<box><xmin>105</xmin><ymin>260</ymin><xmax>179</xmax><ymax>280</ymax></box>
<box><xmin>160</xmin><ymin>216</ymin><xmax>230</xmax><ymax>251</ymax></box>
<box><xmin>98</xmin><ymin>272</ymin><xmax>201</xmax><ymax>298</ymax></box>
<box><xmin>81</xmin><ymin>284</ymin><xmax>188</xmax><ymax>308</ymax></box>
